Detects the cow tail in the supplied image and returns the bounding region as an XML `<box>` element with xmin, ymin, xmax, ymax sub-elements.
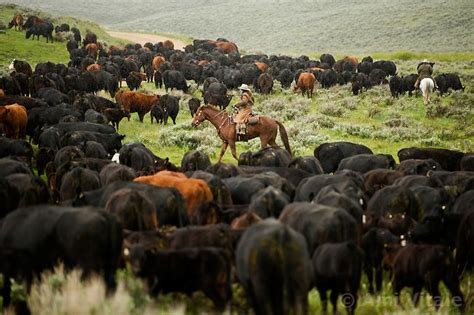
<box><xmin>276</xmin><ymin>120</ymin><xmax>292</xmax><ymax>157</ymax></box>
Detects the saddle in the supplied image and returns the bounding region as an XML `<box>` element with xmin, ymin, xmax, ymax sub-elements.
<box><xmin>235</xmin><ymin>115</ymin><xmax>260</xmax><ymax>141</ymax></box>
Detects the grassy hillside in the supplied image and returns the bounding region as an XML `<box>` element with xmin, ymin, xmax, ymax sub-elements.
<box><xmin>0</xmin><ymin>4</ymin><xmax>130</xmax><ymax>74</ymax></box>
<box><xmin>1</xmin><ymin>0</ymin><xmax>473</xmax><ymax>54</ymax></box>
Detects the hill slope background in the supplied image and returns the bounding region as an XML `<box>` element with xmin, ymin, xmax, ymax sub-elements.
<box><xmin>1</xmin><ymin>0</ymin><xmax>473</xmax><ymax>54</ymax></box>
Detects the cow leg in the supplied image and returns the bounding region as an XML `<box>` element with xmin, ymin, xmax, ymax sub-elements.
<box><xmin>427</xmin><ymin>281</ymin><xmax>441</xmax><ymax>310</ymax></box>
<box><xmin>318</xmin><ymin>289</ymin><xmax>328</xmax><ymax>313</ymax></box>
<box><xmin>411</xmin><ymin>284</ymin><xmax>422</xmax><ymax>307</ymax></box>
<box><xmin>442</xmin><ymin>274</ymin><xmax>464</xmax><ymax>310</ymax></box>
<box><xmin>218</xmin><ymin>142</ymin><xmax>228</xmax><ymax>162</ymax></box>
<box><xmin>329</xmin><ymin>290</ymin><xmax>338</xmax><ymax>314</ymax></box>
<box><xmin>375</xmin><ymin>267</ymin><xmax>383</xmax><ymax>293</ymax></box>
<box><xmin>393</xmin><ymin>278</ymin><xmax>403</xmax><ymax>308</ymax></box>
<box><xmin>365</xmin><ymin>266</ymin><xmax>374</xmax><ymax>294</ymax></box>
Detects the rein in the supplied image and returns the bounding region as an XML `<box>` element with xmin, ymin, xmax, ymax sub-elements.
<box><xmin>202</xmin><ymin>107</ymin><xmax>231</xmax><ymax>136</ymax></box>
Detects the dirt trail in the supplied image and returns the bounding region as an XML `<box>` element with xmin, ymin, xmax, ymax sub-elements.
<box><xmin>107</xmin><ymin>31</ymin><xmax>187</xmax><ymax>50</ymax></box>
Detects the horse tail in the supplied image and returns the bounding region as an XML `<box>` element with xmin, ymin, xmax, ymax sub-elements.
<box><xmin>276</xmin><ymin>120</ymin><xmax>292</xmax><ymax>157</ymax></box>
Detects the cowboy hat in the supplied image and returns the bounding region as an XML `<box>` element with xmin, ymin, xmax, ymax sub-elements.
<box><xmin>238</xmin><ymin>84</ymin><xmax>251</xmax><ymax>92</ymax></box>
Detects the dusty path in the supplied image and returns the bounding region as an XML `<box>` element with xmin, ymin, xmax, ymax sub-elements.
<box><xmin>107</xmin><ymin>31</ymin><xmax>187</xmax><ymax>50</ymax></box>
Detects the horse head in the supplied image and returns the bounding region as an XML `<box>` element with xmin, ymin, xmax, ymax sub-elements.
<box><xmin>191</xmin><ymin>105</ymin><xmax>207</xmax><ymax>127</ymax></box>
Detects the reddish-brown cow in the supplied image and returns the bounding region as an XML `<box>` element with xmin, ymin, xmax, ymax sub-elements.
<box><xmin>115</xmin><ymin>91</ymin><xmax>160</xmax><ymax>122</ymax></box>
<box><xmin>0</xmin><ymin>103</ymin><xmax>28</xmax><ymax>138</ymax></box>
<box><xmin>294</xmin><ymin>72</ymin><xmax>316</xmax><ymax>98</ymax></box>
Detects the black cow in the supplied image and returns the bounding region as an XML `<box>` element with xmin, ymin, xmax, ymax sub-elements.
<box><xmin>320</xmin><ymin>69</ymin><xmax>341</xmax><ymax>88</ymax></box>
<box><xmin>127</xmin><ymin>246</ymin><xmax>232</xmax><ymax>310</ymax></box>
<box><xmin>159</xmin><ymin>94</ymin><xmax>180</xmax><ymax>124</ymax></box>
<box><xmin>0</xmin><ymin>137</ymin><xmax>33</xmax><ymax>165</ymax></box>
<box><xmin>25</xmin><ymin>22</ymin><xmax>53</xmax><ymax>43</ymax></box>
<box><xmin>368</xmin><ymin>69</ymin><xmax>387</xmax><ymax>85</ymax></box>
<box><xmin>392</xmin><ymin>244</ymin><xmax>464</xmax><ymax>311</ymax></box>
<box><xmin>188</xmin><ymin>97</ymin><xmax>201</xmax><ymax>117</ymax></box>
<box><xmin>238</xmin><ymin>147</ymin><xmax>292</xmax><ymax>168</ymax></box>
<box><xmin>276</xmin><ymin>68</ymin><xmax>294</xmax><ymax>89</ymax></box>
<box><xmin>0</xmin><ymin>205</ymin><xmax>123</xmax><ymax>307</ymax></box>
<box><xmin>73</xmin><ymin>180</ymin><xmax>187</xmax><ymax>227</ymax></box>
<box><xmin>396</xmin><ymin>158</ymin><xmax>443</xmax><ymax>175</ymax></box>
<box><xmin>363</xmin><ymin>169</ymin><xmax>404</xmax><ymax>197</ymax></box>
<box><xmin>181</xmin><ymin>150</ymin><xmax>212</xmax><ymax>172</ymax></box>
<box><xmin>337</xmin><ymin>154</ymin><xmax>396</xmax><ymax>173</ymax></box>
<box><xmin>461</xmin><ymin>153</ymin><xmax>474</xmax><ymax>171</ymax></box>
<box><xmin>314</xmin><ymin>141</ymin><xmax>373</xmax><ymax>173</ymax></box>
<box><xmin>280</xmin><ymin>203</ymin><xmax>358</xmax><ymax>254</ymax></box>
<box><xmin>84</xmin><ymin>109</ymin><xmax>108</xmax><ymax>124</ymax></box>
<box><xmin>389</xmin><ymin>75</ymin><xmax>402</xmax><ymax>98</ymax></box>
<box><xmin>312</xmin><ymin>241</ymin><xmax>363</xmax><ymax>315</ymax></box>
<box><xmin>103</xmin><ymin>108</ymin><xmax>130</xmax><ymax>131</ymax></box>
<box><xmin>5</xmin><ymin>173</ymin><xmax>50</xmax><ymax>209</ymax></box>
<box><xmin>71</xmin><ymin>27</ymin><xmax>81</xmax><ymax>43</ymax></box>
<box><xmin>295</xmin><ymin>173</ymin><xmax>365</xmax><ymax>203</ymax></box>
<box><xmin>357</xmin><ymin>61</ymin><xmax>373</xmax><ymax>75</ymax></box>
<box><xmin>362</xmin><ymin>228</ymin><xmax>400</xmax><ymax>293</ymax></box>
<box><xmin>11</xmin><ymin>59</ymin><xmax>33</xmax><ymax>77</ymax></box>
<box><xmin>125</xmin><ymin>72</ymin><xmax>143</xmax><ymax>91</ymax></box>
<box><xmin>435</xmin><ymin>73</ymin><xmax>464</xmax><ymax>95</ymax></box>
<box><xmin>398</xmin><ymin>147</ymin><xmax>465</xmax><ymax>172</ymax></box>
<box><xmin>203</xmin><ymin>82</ymin><xmax>232</xmax><ymax>110</ymax></box>
<box><xmin>400</xmin><ymin>74</ymin><xmax>417</xmax><ymax>96</ymax></box>
<box><xmin>320</xmin><ymin>53</ymin><xmax>336</xmax><ymax>68</ymax></box>
<box><xmin>249</xmin><ymin>186</ymin><xmax>290</xmax><ymax>219</ymax></box>
<box><xmin>162</xmin><ymin>70</ymin><xmax>188</xmax><ymax>93</ymax></box>
<box><xmin>366</xmin><ymin>185</ymin><xmax>420</xmax><ymax>236</ymax></box>
<box><xmin>150</xmin><ymin>103</ymin><xmax>165</xmax><ymax>124</ymax></box>
<box><xmin>60</xmin><ymin>130</ymin><xmax>124</xmax><ymax>155</ymax></box>
<box><xmin>54</xmin><ymin>23</ymin><xmax>70</xmax><ymax>33</ymax></box>
<box><xmin>456</xmin><ymin>211</ymin><xmax>474</xmax><ymax>274</ymax></box>
<box><xmin>288</xmin><ymin>156</ymin><xmax>324</xmax><ymax>175</ymax></box>
<box><xmin>99</xmin><ymin>163</ymin><xmax>136</xmax><ymax>185</ymax></box>
<box><xmin>372</xmin><ymin>60</ymin><xmax>396</xmax><ymax>76</ymax></box>
<box><xmin>236</xmin><ymin>219</ymin><xmax>313</xmax><ymax>315</ymax></box>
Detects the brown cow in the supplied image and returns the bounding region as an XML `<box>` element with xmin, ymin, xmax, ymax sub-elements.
<box><xmin>115</xmin><ymin>91</ymin><xmax>160</xmax><ymax>122</ymax></box>
<box><xmin>85</xmin><ymin>43</ymin><xmax>99</xmax><ymax>59</ymax></box>
<box><xmin>163</xmin><ymin>40</ymin><xmax>174</xmax><ymax>50</ymax></box>
<box><xmin>254</xmin><ymin>62</ymin><xmax>268</xmax><ymax>73</ymax></box>
<box><xmin>293</xmin><ymin>72</ymin><xmax>316</xmax><ymax>98</ymax></box>
<box><xmin>134</xmin><ymin>171</ymin><xmax>213</xmax><ymax>221</ymax></box>
<box><xmin>0</xmin><ymin>103</ymin><xmax>27</xmax><ymax>138</ymax></box>
<box><xmin>230</xmin><ymin>211</ymin><xmax>262</xmax><ymax>229</ymax></box>
<box><xmin>86</xmin><ymin>63</ymin><xmax>101</xmax><ymax>72</ymax></box>
<box><xmin>198</xmin><ymin>60</ymin><xmax>209</xmax><ymax>66</ymax></box>
<box><xmin>108</xmin><ymin>45</ymin><xmax>123</xmax><ymax>56</ymax></box>
<box><xmin>0</xmin><ymin>89</ymin><xmax>4</xmax><ymax>97</ymax></box>
<box><xmin>343</xmin><ymin>56</ymin><xmax>359</xmax><ymax>69</ymax></box>
<box><xmin>152</xmin><ymin>56</ymin><xmax>166</xmax><ymax>71</ymax></box>
<box><xmin>215</xmin><ymin>41</ymin><xmax>238</xmax><ymax>53</ymax></box>
<box><xmin>8</xmin><ymin>13</ymin><xmax>24</xmax><ymax>31</ymax></box>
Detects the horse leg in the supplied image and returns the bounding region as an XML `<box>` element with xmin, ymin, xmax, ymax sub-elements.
<box><xmin>229</xmin><ymin>142</ymin><xmax>238</xmax><ymax>161</ymax></box>
<box><xmin>217</xmin><ymin>142</ymin><xmax>228</xmax><ymax>162</ymax></box>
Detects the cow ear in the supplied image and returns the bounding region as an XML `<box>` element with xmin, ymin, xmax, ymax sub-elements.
<box><xmin>119</xmin><ymin>134</ymin><xmax>126</xmax><ymax>139</ymax></box>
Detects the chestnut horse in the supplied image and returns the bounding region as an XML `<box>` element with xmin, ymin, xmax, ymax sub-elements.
<box><xmin>191</xmin><ymin>105</ymin><xmax>292</xmax><ymax>161</ymax></box>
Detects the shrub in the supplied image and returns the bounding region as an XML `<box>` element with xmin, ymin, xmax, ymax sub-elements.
<box><xmin>319</xmin><ymin>103</ymin><xmax>346</xmax><ymax>117</ymax></box>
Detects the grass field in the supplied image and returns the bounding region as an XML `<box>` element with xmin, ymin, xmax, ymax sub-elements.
<box><xmin>113</xmin><ymin>56</ymin><xmax>474</xmax><ymax>166</ymax></box>
<box><xmin>0</xmin><ymin>3</ymin><xmax>474</xmax><ymax>314</ymax></box>
<box><xmin>0</xmin><ymin>4</ymin><xmax>130</xmax><ymax>74</ymax></box>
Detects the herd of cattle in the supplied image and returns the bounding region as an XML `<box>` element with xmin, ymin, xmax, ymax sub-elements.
<box><xmin>0</xmin><ymin>13</ymin><xmax>473</xmax><ymax>314</ymax></box>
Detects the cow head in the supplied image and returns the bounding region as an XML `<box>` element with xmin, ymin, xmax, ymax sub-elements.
<box><xmin>25</xmin><ymin>28</ymin><xmax>33</xmax><ymax>39</ymax></box>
